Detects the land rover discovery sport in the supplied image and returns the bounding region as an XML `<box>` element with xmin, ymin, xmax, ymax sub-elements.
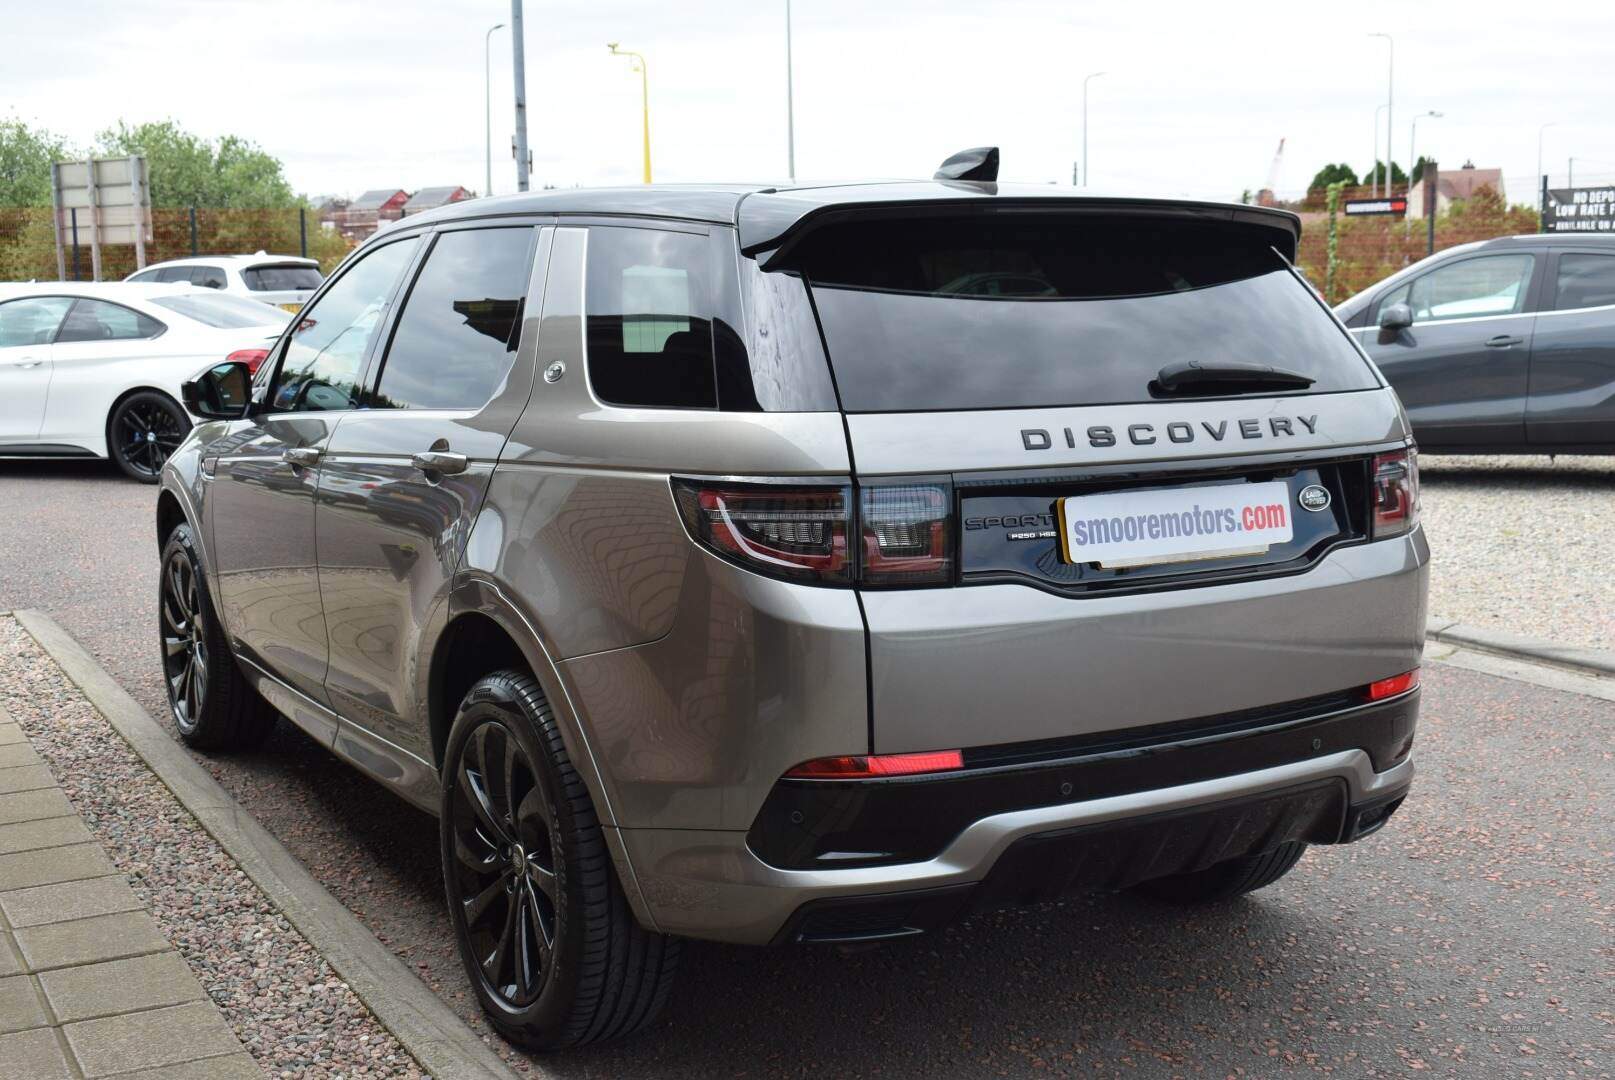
<box><xmin>159</xmin><ymin>160</ymin><xmax>1427</xmax><ymax>1048</ymax></box>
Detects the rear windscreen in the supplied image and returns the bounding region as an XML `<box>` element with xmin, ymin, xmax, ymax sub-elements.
<box><xmin>787</xmin><ymin>215</ymin><xmax>1378</xmax><ymax>412</ymax></box>
<box><xmin>242</xmin><ymin>265</ymin><xmax>324</xmax><ymax>291</ymax></box>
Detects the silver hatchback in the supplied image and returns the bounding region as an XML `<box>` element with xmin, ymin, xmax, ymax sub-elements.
<box><xmin>160</xmin><ymin>170</ymin><xmax>1428</xmax><ymax>1048</ymax></box>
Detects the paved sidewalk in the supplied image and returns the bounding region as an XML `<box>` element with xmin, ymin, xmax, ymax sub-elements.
<box><xmin>0</xmin><ymin>705</ymin><xmax>261</xmax><ymax>1079</ymax></box>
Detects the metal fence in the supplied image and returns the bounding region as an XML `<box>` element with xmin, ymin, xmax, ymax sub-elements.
<box><xmin>0</xmin><ymin>207</ymin><xmax>353</xmax><ymax>283</ymax></box>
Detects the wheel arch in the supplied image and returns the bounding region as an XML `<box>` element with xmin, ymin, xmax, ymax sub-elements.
<box><xmin>428</xmin><ymin>584</ymin><xmax>659</xmax><ymax>930</ymax></box>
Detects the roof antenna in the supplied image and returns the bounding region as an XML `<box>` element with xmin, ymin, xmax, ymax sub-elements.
<box><xmin>933</xmin><ymin>146</ymin><xmax>999</xmax><ymax>182</ymax></box>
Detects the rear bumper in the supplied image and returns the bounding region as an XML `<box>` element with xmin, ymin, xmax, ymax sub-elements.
<box><xmin>619</xmin><ymin>712</ymin><xmax>1416</xmax><ymax>945</ymax></box>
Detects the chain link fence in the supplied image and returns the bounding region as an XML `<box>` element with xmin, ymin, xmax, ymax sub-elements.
<box><xmin>0</xmin><ymin>207</ymin><xmax>354</xmax><ymax>283</ymax></box>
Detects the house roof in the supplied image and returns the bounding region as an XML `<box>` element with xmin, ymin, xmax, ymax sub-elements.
<box><xmin>351</xmin><ymin>188</ymin><xmax>407</xmax><ymax>210</ymax></box>
<box><xmin>404</xmin><ymin>186</ymin><xmax>470</xmax><ymax>209</ymax></box>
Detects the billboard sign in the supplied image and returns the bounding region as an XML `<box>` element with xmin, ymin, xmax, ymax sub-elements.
<box><xmin>1543</xmin><ymin>187</ymin><xmax>1615</xmax><ymax>233</ymax></box>
<box><xmin>50</xmin><ymin>155</ymin><xmax>152</xmax><ymax>280</ymax></box>
<box><xmin>1344</xmin><ymin>196</ymin><xmax>1408</xmax><ymax>217</ymax></box>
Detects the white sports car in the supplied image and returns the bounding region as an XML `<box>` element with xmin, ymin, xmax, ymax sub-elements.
<box><xmin>0</xmin><ymin>282</ymin><xmax>290</xmax><ymax>481</ymax></box>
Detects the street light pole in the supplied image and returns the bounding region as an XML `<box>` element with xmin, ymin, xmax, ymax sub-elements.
<box><xmin>1537</xmin><ymin>122</ymin><xmax>1556</xmax><ymax>190</ymax></box>
<box><xmin>608</xmin><ymin>44</ymin><xmax>652</xmax><ymax>183</ymax></box>
<box><xmin>1373</xmin><ymin>103</ymin><xmax>1389</xmax><ymax>197</ymax></box>
<box><xmin>785</xmin><ymin>0</ymin><xmax>796</xmax><ymax>183</ymax></box>
<box><xmin>1081</xmin><ymin>71</ymin><xmax>1105</xmax><ymax>187</ymax></box>
<box><xmin>484</xmin><ymin>22</ymin><xmax>505</xmax><ymax>197</ymax></box>
<box><xmin>1370</xmin><ymin>32</ymin><xmax>1393</xmax><ymax>193</ymax></box>
<box><xmin>1410</xmin><ymin>109</ymin><xmax>1441</xmax><ymax>183</ymax></box>
<box><xmin>511</xmin><ymin>0</ymin><xmax>529</xmax><ymax>191</ymax></box>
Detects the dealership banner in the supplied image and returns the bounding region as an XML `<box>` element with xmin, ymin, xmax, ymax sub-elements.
<box><xmin>1543</xmin><ymin>187</ymin><xmax>1615</xmax><ymax>232</ymax></box>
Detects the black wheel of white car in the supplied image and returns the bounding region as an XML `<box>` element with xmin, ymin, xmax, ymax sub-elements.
<box><xmin>441</xmin><ymin>670</ymin><xmax>679</xmax><ymax>1049</ymax></box>
<box><xmin>159</xmin><ymin>522</ymin><xmax>277</xmax><ymax>749</ymax></box>
<box><xmin>1131</xmin><ymin>841</ymin><xmax>1308</xmax><ymax>904</ymax></box>
<box><xmin>110</xmin><ymin>391</ymin><xmax>189</xmax><ymax>482</ymax></box>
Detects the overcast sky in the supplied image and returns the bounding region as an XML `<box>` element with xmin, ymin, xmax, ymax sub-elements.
<box><xmin>6</xmin><ymin>0</ymin><xmax>1614</xmax><ymax>204</ymax></box>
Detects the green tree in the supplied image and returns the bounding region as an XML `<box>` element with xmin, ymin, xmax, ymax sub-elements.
<box><xmin>1308</xmin><ymin>162</ymin><xmax>1359</xmax><ymax>191</ymax></box>
<box><xmin>96</xmin><ymin>120</ymin><xmax>299</xmax><ymax>208</ymax></box>
<box><xmin>1362</xmin><ymin>160</ymin><xmax>1408</xmax><ymax>186</ymax></box>
<box><xmin>0</xmin><ymin>118</ymin><xmax>72</xmax><ymax>206</ymax></box>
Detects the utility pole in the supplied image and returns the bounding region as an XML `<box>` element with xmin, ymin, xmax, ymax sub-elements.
<box><xmin>1370</xmin><ymin>33</ymin><xmax>1393</xmax><ymax>193</ymax></box>
<box><xmin>785</xmin><ymin>0</ymin><xmax>796</xmax><ymax>182</ymax></box>
<box><xmin>1082</xmin><ymin>71</ymin><xmax>1105</xmax><ymax>187</ymax></box>
<box><xmin>511</xmin><ymin>0</ymin><xmax>530</xmax><ymax>192</ymax></box>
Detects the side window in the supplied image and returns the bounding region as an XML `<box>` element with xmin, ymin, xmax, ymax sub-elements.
<box><xmin>369</xmin><ymin>227</ymin><xmax>533</xmax><ymax>410</ymax></box>
<box><xmin>1554</xmin><ymin>253</ymin><xmax>1615</xmax><ymax>311</ymax></box>
<box><xmin>189</xmin><ymin>266</ymin><xmax>227</xmax><ymax>289</ymax></box>
<box><xmin>0</xmin><ymin>297</ymin><xmax>74</xmax><ymax>347</ymax></box>
<box><xmin>585</xmin><ymin>227</ymin><xmax>717</xmax><ymax>409</ymax></box>
<box><xmin>127</xmin><ymin>269</ymin><xmax>161</xmax><ymax>284</ymax></box>
<box><xmin>1378</xmin><ymin>254</ymin><xmax>1535</xmax><ymax>323</ymax></box>
<box><xmin>269</xmin><ymin>238</ymin><xmax>418</xmax><ymax>413</ymax></box>
<box><xmin>56</xmin><ymin>299</ymin><xmax>164</xmax><ymax>342</ymax></box>
<box><xmin>156</xmin><ymin>267</ymin><xmax>192</xmax><ymax>283</ymax></box>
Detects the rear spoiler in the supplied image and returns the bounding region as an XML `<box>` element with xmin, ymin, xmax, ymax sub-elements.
<box><xmin>736</xmin><ymin>191</ymin><xmax>1301</xmax><ymax>267</ymax></box>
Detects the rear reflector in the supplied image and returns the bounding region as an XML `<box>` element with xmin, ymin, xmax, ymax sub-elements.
<box><xmin>1367</xmin><ymin>668</ymin><xmax>1420</xmax><ymax>701</ymax></box>
<box><xmin>785</xmin><ymin>749</ymin><xmax>964</xmax><ymax>779</ymax></box>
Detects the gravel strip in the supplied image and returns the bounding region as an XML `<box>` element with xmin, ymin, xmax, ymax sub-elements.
<box><xmin>0</xmin><ymin>615</ymin><xmax>426</xmax><ymax>1080</ymax></box>
<box><xmin>1419</xmin><ymin>454</ymin><xmax>1615</xmax><ymax>651</ymax></box>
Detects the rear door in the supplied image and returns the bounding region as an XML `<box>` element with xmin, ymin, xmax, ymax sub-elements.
<box><xmin>1352</xmin><ymin>251</ymin><xmax>1542</xmax><ymax>449</ymax></box>
<box><xmin>0</xmin><ymin>296</ymin><xmax>70</xmax><ymax>444</ymax></box>
<box><xmin>315</xmin><ymin>224</ymin><xmax>545</xmax><ymax>771</ymax></box>
<box><xmin>777</xmin><ymin>209</ymin><xmax>1410</xmax><ymax>753</ymax></box>
<box><xmin>1526</xmin><ymin>248</ymin><xmax>1615</xmax><ymax>448</ymax></box>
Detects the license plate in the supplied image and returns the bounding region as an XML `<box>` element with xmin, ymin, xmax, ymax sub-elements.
<box><xmin>1057</xmin><ymin>480</ymin><xmax>1293</xmax><ymax>568</ymax></box>
<box><xmin>278</xmin><ymin>302</ymin><xmax>303</xmax><ymax>313</ymax></box>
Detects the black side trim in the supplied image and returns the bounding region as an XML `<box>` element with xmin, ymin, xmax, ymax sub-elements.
<box><xmin>0</xmin><ymin>444</ymin><xmax>98</xmax><ymax>458</ymax></box>
<box><xmin>748</xmin><ymin>688</ymin><xmax>1419</xmax><ymax>871</ymax></box>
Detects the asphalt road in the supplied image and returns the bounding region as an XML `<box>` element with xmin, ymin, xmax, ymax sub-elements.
<box><xmin>1</xmin><ymin>457</ymin><xmax>1610</xmax><ymax>1080</ymax></box>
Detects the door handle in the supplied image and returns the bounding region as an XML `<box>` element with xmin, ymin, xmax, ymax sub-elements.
<box><xmin>10</xmin><ymin>358</ymin><xmax>43</xmax><ymax>369</ymax></box>
<box><xmin>282</xmin><ymin>447</ymin><xmax>322</xmax><ymax>468</ymax></box>
<box><xmin>1485</xmin><ymin>335</ymin><xmax>1524</xmax><ymax>348</ymax></box>
<box><xmin>410</xmin><ymin>450</ymin><xmax>469</xmax><ymax>475</ymax></box>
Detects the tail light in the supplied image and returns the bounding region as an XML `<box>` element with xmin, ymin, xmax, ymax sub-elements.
<box><xmin>672</xmin><ymin>481</ymin><xmax>853</xmax><ymax>584</ymax></box>
<box><xmin>1370</xmin><ymin>448</ymin><xmax>1419</xmax><ymax>538</ymax></box>
<box><xmin>673</xmin><ymin>477</ymin><xmax>954</xmax><ymax>587</ymax></box>
<box><xmin>1367</xmin><ymin>668</ymin><xmax>1420</xmax><ymax>701</ymax></box>
<box><xmin>785</xmin><ymin>749</ymin><xmax>964</xmax><ymax>779</ymax></box>
<box><xmin>860</xmin><ymin>481</ymin><xmax>953</xmax><ymax>585</ymax></box>
<box><xmin>228</xmin><ymin>348</ymin><xmax>271</xmax><ymax>377</ymax></box>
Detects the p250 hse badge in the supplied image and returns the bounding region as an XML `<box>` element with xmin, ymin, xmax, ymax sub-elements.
<box><xmin>1021</xmin><ymin>415</ymin><xmax>1320</xmax><ymax>451</ymax></box>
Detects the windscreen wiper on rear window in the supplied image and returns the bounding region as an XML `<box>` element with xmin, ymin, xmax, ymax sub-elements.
<box><xmin>1151</xmin><ymin>360</ymin><xmax>1316</xmax><ymax>398</ymax></box>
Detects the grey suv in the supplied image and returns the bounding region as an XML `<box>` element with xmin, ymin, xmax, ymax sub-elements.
<box><xmin>1335</xmin><ymin>234</ymin><xmax>1615</xmax><ymax>452</ymax></box>
<box><xmin>159</xmin><ymin>168</ymin><xmax>1428</xmax><ymax>1048</ymax></box>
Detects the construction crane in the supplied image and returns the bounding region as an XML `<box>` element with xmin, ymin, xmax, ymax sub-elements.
<box><xmin>1256</xmin><ymin>138</ymin><xmax>1285</xmax><ymax>207</ymax></box>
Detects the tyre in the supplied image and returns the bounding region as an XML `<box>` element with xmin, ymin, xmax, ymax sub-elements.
<box><xmin>1131</xmin><ymin>841</ymin><xmax>1308</xmax><ymax>904</ymax></box>
<box><xmin>159</xmin><ymin>522</ymin><xmax>277</xmax><ymax>749</ymax></box>
<box><xmin>110</xmin><ymin>390</ymin><xmax>190</xmax><ymax>483</ymax></box>
<box><xmin>441</xmin><ymin>670</ymin><xmax>679</xmax><ymax>1049</ymax></box>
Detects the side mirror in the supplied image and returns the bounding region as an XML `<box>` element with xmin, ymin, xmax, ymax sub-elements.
<box><xmin>1378</xmin><ymin>302</ymin><xmax>1414</xmax><ymax>332</ymax></box>
<box><xmin>181</xmin><ymin>361</ymin><xmax>254</xmax><ymax>421</ymax></box>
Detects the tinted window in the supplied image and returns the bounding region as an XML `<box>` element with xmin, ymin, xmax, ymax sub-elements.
<box><xmin>789</xmin><ymin>215</ymin><xmax>1377</xmax><ymax>412</ymax></box>
<box><xmin>189</xmin><ymin>266</ymin><xmax>227</xmax><ymax>289</ymax></box>
<box><xmin>586</xmin><ymin>228</ymin><xmax>717</xmax><ymax>409</ymax></box>
<box><xmin>1554</xmin><ymin>253</ymin><xmax>1615</xmax><ymax>310</ymax></box>
<box><xmin>152</xmin><ymin>293</ymin><xmax>292</xmax><ymax>329</ymax></box>
<box><xmin>0</xmin><ymin>296</ymin><xmax>72</xmax><ymax>347</ymax></box>
<box><xmin>243</xmin><ymin>265</ymin><xmax>324</xmax><ymax>292</ymax></box>
<box><xmin>127</xmin><ymin>269</ymin><xmax>161</xmax><ymax>284</ymax></box>
<box><xmin>1377</xmin><ymin>254</ymin><xmax>1535</xmax><ymax>323</ymax></box>
<box><xmin>57</xmin><ymin>299</ymin><xmax>164</xmax><ymax>342</ymax></box>
<box><xmin>371</xmin><ymin>228</ymin><xmax>532</xmax><ymax>411</ymax></box>
<box><xmin>270</xmin><ymin>238</ymin><xmax>418</xmax><ymax>413</ymax></box>
<box><xmin>155</xmin><ymin>267</ymin><xmax>192</xmax><ymax>283</ymax></box>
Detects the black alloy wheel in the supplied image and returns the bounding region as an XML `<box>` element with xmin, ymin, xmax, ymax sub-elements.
<box><xmin>157</xmin><ymin>523</ymin><xmax>278</xmax><ymax>749</ymax></box>
<box><xmin>441</xmin><ymin>671</ymin><xmax>679</xmax><ymax>1048</ymax></box>
<box><xmin>449</xmin><ymin>718</ymin><xmax>560</xmax><ymax>1010</ymax></box>
<box><xmin>110</xmin><ymin>391</ymin><xmax>189</xmax><ymax>482</ymax></box>
<box><xmin>161</xmin><ymin>544</ymin><xmax>207</xmax><ymax>736</ymax></box>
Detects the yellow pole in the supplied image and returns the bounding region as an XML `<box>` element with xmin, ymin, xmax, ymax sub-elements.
<box><xmin>608</xmin><ymin>44</ymin><xmax>652</xmax><ymax>184</ymax></box>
